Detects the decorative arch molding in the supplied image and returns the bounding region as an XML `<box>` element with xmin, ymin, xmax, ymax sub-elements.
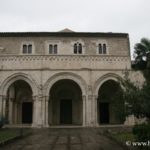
<box><xmin>43</xmin><ymin>72</ymin><xmax>88</xmax><ymax>96</ymax></box>
<box><xmin>93</xmin><ymin>73</ymin><xmax>123</xmax><ymax>96</ymax></box>
<box><xmin>0</xmin><ymin>72</ymin><xmax>38</xmax><ymax>96</ymax></box>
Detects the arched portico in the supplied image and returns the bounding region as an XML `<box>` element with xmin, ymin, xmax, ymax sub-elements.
<box><xmin>93</xmin><ymin>73</ymin><xmax>122</xmax><ymax>96</ymax></box>
<box><xmin>43</xmin><ymin>72</ymin><xmax>88</xmax><ymax>126</ymax></box>
<box><xmin>0</xmin><ymin>73</ymin><xmax>38</xmax><ymax>96</ymax></box>
<box><xmin>93</xmin><ymin>73</ymin><xmax>122</xmax><ymax>124</ymax></box>
<box><xmin>44</xmin><ymin>72</ymin><xmax>87</xmax><ymax>96</ymax></box>
<box><xmin>49</xmin><ymin>79</ymin><xmax>83</xmax><ymax>125</ymax></box>
<box><xmin>93</xmin><ymin>73</ymin><xmax>124</xmax><ymax>125</ymax></box>
<box><xmin>0</xmin><ymin>73</ymin><xmax>39</xmax><ymax>127</ymax></box>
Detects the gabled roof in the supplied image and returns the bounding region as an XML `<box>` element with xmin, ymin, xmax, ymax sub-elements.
<box><xmin>59</xmin><ymin>28</ymin><xmax>75</xmax><ymax>32</ymax></box>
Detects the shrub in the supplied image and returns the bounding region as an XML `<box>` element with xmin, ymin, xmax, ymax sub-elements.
<box><xmin>133</xmin><ymin>123</ymin><xmax>150</xmax><ymax>141</ymax></box>
<box><xmin>0</xmin><ymin>116</ymin><xmax>8</xmax><ymax>128</ymax></box>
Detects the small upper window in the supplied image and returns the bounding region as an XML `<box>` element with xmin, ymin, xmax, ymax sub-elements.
<box><xmin>49</xmin><ymin>44</ymin><xmax>58</xmax><ymax>54</ymax></box>
<box><xmin>74</xmin><ymin>44</ymin><xmax>77</xmax><ymax>54</ymax></box>
<box><xmin>103</xmin><ymin>44</ymin><xmax>106</xmax><ymax>54</ymax></box>
<box><xmin>78</xmin><ymin>43</ymin><xmax>82</xmax><ymax>54</ymax></box>
<box><xmin>73</xmin><ymin>43</ymin><xmax>82</xmax><ymax>54</ymax></box>
<box><xmin>49</xmin><ymin>45</ymin><xmax>53</xmax><ymax>54</ymax></box>
<box><xmin>98</xmin><ymin>44</ymin><xmax>102</xmax><ymax>54</ymax></box>
<box><xmin>28</xmin><ymin>45</ymin><xmax>32</xmax><ymax>54</ymax></box>
<box><xmin>22</xmin><ymin>44</ymin><xmax>32</xmax><ymax>54</ymax></box>
<box><xmin>54</xmin><ymin>45</ymin><xmax>57</xmax><ymax>54</ymax></box>
<box><xmin>23</xmin><ymin>45</ymin><xmax>27</xmax><ymax>54</ymax></box>
<box><xmin>98</xmin><ymin>43</ymin><xmax>107</xmax><ymax>54</ymax></box>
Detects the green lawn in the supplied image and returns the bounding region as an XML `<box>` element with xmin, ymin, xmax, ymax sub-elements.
<box><xmin>0</xmin><ymin>129</ymin><xmax>30</xmax><ymax>144</ymax></box>
<box><xmin>113</xmin><ymin>132</ymin><xmax>135</xmax><ymax>143</ymax></box>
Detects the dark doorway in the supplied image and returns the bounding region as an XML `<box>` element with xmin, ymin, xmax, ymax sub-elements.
<box><xmin>22</xmin><ymin>102</ymin><xmax>33</xmax><ymax>124</ymax></box>
<box><xmin>60</xmin><ymin>100</ymin><xmax>72</xmax><ymax>124</ymax></box>
<box><xmin>99</xmin><ymin>102</ymin><xmax>109</xmax><ymax>124</ymax></box>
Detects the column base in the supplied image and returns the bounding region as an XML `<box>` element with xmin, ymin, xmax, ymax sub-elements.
<box><xmin>31</xmin><ymin>123</ymin><xmax>43</xmax><ymax>128</ymax></box>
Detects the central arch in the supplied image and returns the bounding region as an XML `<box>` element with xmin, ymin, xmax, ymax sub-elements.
<box><xmin>44</xmin><ymin>72</ymin><xmax>87</xmax><ymax>96</ymax></box>
<box><xmin>44</xmin><ymin>72</ymin><xmax>87</xmax><ymax>126</ymax></box>
<box><xmin>49</xmin><ymin>79</ymin><xmax>83</xmax><ymax>125</ymax></box>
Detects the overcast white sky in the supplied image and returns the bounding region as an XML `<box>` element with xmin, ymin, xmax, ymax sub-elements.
<box><xmin>1</xmin><ymin>0</ymin><xmax>150</xmax><ymax>58</ymax></box>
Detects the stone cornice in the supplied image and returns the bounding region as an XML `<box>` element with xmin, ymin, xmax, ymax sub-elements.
<box><xmin>0</xmin><ymin>54</ymin><xmax>129</xmax><ymax>61</ymax></box>
<box><xmin>0</xmin><ymin>32</ymin><xmax>128</xmax><ymax>38</ymax></box>
<box><xmin>0</xmin><ymin>55</ymin><xmax>131</xmax><ymax>70</ymax></box>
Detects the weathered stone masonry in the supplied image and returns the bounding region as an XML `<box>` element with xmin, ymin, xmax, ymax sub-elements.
<box><xmin>0</xmin><ymin>30</ymin><xmax>143</xmax><ymax>127</ymax></box>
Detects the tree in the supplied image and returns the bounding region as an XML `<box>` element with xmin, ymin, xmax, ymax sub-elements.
<box><xmin>133</xmin><ymin>38</ymin><xmax>150</xmax><ymax>82</ymax></box>
<box><xmin>121</xmin><ymin>72</ymin><xmax>150</xmax><ymax>121</ymax></box>
<box><xmin>120</xmin><ymin>38</ymin><xmax>150</xmax><ymax>121</ymax></box>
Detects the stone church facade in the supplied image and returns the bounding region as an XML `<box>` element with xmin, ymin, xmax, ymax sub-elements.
<box><xmin>0</xmin><ymin>29</ymin><xmax>142</xmax><ymax>127</ymax></box>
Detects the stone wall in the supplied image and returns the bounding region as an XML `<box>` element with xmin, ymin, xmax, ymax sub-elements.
<box><xmin>0</xmin><ymin>36</ymin><xmax>129</xmax><ymax>56</ymax></box>
<box><xmin>0</xmin><ymin>34</ymin><xmax>144</xmax><ymax>127</ymax></box>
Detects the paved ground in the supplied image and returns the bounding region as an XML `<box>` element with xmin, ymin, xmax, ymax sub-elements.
<box><xmin>0</xmin><ymin>128</ymin><xmax>127</xmax><ymax>150</ymax></box>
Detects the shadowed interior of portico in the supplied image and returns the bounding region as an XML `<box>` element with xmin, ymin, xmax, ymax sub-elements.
<box><xmin>98</xmin><ymin>79</ymin><xmax>124</xmax><ymax>125</ymax></box>
<box><xmin>6</xmin><ymin>80</ymin><xmax>33</xmax><ymax>124</ymax></box>
<box><xmin>48</xmin><ymin>79</ymin><xmax>83</xmax><ymax>125</ymax></box>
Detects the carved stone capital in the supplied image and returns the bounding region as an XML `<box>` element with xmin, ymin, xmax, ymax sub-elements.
<box><xmin>82</xmin><ymin>95</ymin><xmax>86</xmax><ymax>101</ymax></box>
<box><xmin>87</xmin><ymin>95</ymin><xmax>98</xmax><ymax>101</ymax></box>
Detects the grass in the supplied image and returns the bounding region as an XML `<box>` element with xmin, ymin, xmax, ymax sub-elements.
<box><xmin>113</xmin><ymin>132</ymin><xmax>135</xmax><ymax>143</ymax></box>
<box><xmin>0</xmin><ymin>129</ymin><xmax>31</xmax><ymax>145</ymax></box>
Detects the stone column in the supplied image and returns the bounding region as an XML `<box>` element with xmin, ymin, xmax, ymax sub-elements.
<box><xmin>87</xmin><ymin>95</ymin><xmax>92</xmax><ymax>126</ymax></box>
<box><xmin>86</xmin><ymin>95</ymin><xmax>99</xmax><ymax>127</ymax></box>
<box><xmin>32</xmin><ymin>96</ymin><xmax>43</xmax><ymax>127</ymax></box>
<box><xmin>8</xmin><ymin>98</ymin><xmax>13</xmax><ymax>124</ymax></box>
<box><xmin>42</xmin><ymin>96</ymin><xmax>49</xmax><ymax>127</ymax></box>
<box><xmin>82</xmin><ymin>95</ymin><xmax>86</xmax><ymax>126</ymax></box>
<box><xmin>0</xmin><ymin>95</ymin><xmax>3</xmax><ymax>116</ymax></box>
<box><xmin>91</xmin><ymin>95</ymin><xmax>98</xmax><ymax>126</ymax></box>
<box><xmin>1</xmin><ymin>95</ymin><xmax>7</xmax><ymax>117</ymax></box>
<box><xmin>32</xmin><ymin>96</ymin><xmax>36</xmax><ymax>127</ymax></box>
<box><xmin>14</xmin><ymin>102</ymin><xmax>17</xmax><ymax>124</ymax></box>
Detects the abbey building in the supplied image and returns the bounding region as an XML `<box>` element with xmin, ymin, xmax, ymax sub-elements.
<box><xmin>0</xmin><ymin>29</ymin><xmax>141</xmax><ymax>127</ymax></box>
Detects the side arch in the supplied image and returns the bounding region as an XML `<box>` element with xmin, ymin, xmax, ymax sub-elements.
<box><xmin>0</xmin><ymin>73</ymin><xmax>39</xmax><ymax>96</ymax></box>
<box><xmin>43</xmin><ymin>72</ymin><xmax>88</xmax><ymax>96</ymax></box>
<box><xmin>93</xmin><ymin>73</ymin><xmax>122</xmax><ymax>96</ymax></box>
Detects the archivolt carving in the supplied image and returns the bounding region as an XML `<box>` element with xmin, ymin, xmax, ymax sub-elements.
<box><xmin>93</xmin><ymin>73</ymin><xmax>122</xmax><ymax>96</ymax></box>
<box><xmin>43</xmin><ymin>72</ymin><xmax>88</xmax><ymax>96</ymax></box>
<box><xmin>0</xmin><ymin>72</ymin><xmax>38</xmax><ymax>96</ymax></box>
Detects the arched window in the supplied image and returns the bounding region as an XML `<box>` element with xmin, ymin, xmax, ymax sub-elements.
<box><xmin>28</xmin><ymin>45</ymin><xmax>32</xmax><ymax>54</ymax></box>
<box><xmin>73</xmin><ymin>43</ymin><xmax>82</xmax><ymax>54</ymax></box>
<box><xmin>74</xmin><ymin>43</ymin><xmax>77</xmax><ymax>54</ymax></box>
<box><xmin>98</xmin><ymin>43</ymin><xmax>107</xmax><ymax>54</ymax></box>
<box><xmin>103</xmin><ymin>44</ymin><xmax>106</xmax><ymax>54</ymax></box>
<box><xmin>49</xmin><ymin>44</ymin><xmax>58</xmax><ymax>54</ymax></box>
<box><xmin>54</xmin><ymin>45</ymin><xmax>57</xmax><ymax>54</ymax></box>
<box><xmin>23</xmin><ymin>45</ymin><xmax>27</xmax><ymax>54</ymax></box>
<box><xmin>49</xmin><ymin>45</ymin><xmax>53</xmax><ymax>54</ymax></box>
<box><xmin>78</xmin><ymin>43</ymin><xmax>82</xmax><ymax>54</ymax></box>
<box><xmin>98</xmin><ymin>44</ymin><xmax>102</xmax><ymax>54</ymax></box>
<box><xmin>22</xmin><ymin>44</ymin><xmax>32</xmax><ymax>54</ymax></box>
